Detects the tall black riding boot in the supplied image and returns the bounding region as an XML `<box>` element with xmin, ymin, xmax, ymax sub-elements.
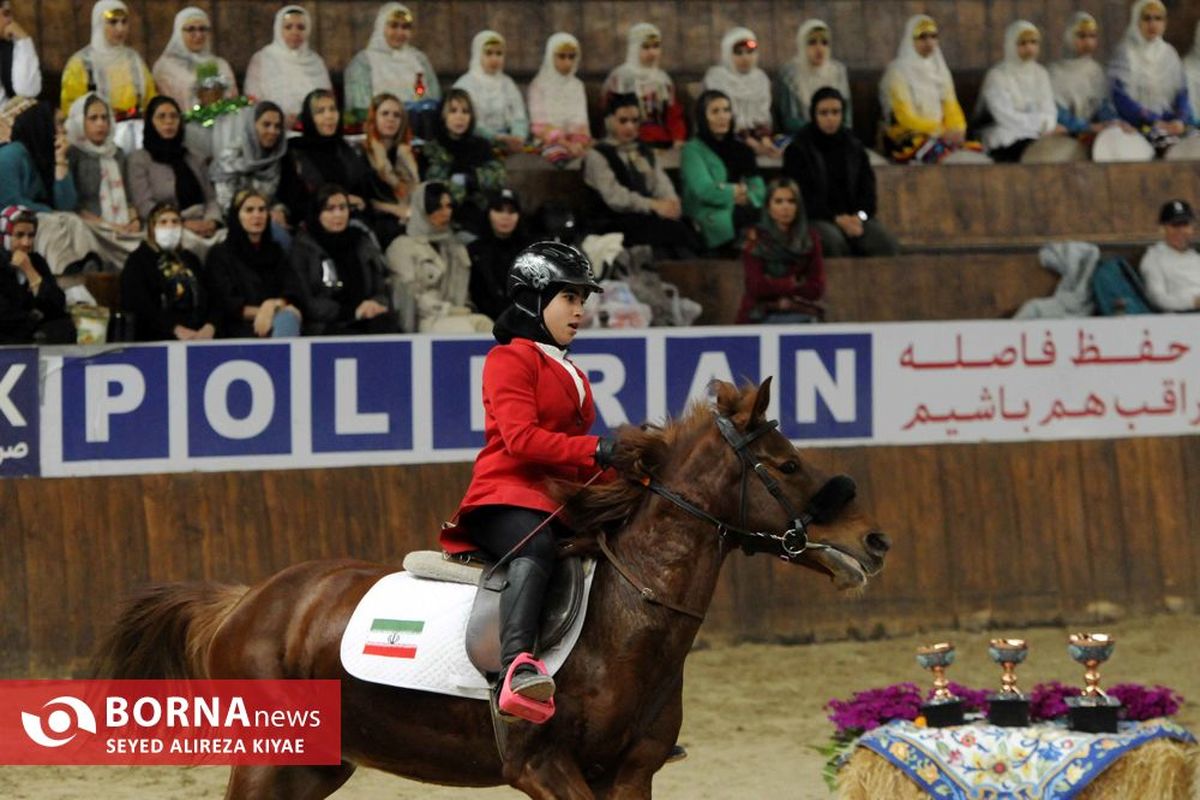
<box><xmin>499</xmin><ymin>557</ymin><xmax>555</xmax><ymax>701</ymax></box>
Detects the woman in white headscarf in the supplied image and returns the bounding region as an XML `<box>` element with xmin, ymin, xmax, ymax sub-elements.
<box><xmin>776</xmin><ymin>19</ymin><xmax>852</xmax><ymax>134</ymax></box>
<box><xmin>703</xmin><ymin>27</ymin><xmax>775</xmax><ymax>155</ymax></box>
<box><xmin>879</xmin><ymin>14</ymin><xmax>977</xmax><ymax>163</ymax></box>
<box><xmin>152</xmin><ymin>7</ymin><xmax>238</xmax><ymax>110</ymax></box>
<box><xmin>209</xmin><ymin>101</ymin><xmax>288</xmax><ymax>213</ymax></box>
<box><xmin>453</xmin><ymin>30</ymin><xmax>528</xmax><ymax>153</ymax></box>
<box><xmin>976</xmin><ymin>21</ymin><xmax>1061</xmax><ymax>161</ymax></box>
<box><xmin>345</xmin><ymin>3</ymin><xmax>440</xmax><ymax>125</ymax></box>
<box><xmin>1184</xmin><ymin>21</ymin><xmax>1200</xmax><ymax>127</ymax></box>
<box><xmin>1109</xmin><ymin>0</ymin><xmax>1191</xmax><ymax>142</ymax></box>
<box><xmin>1048</xmin><ymin>12</ymin><xmax>1118</xmax><ymax>137</ymax></box>
<box><xmin>66</xmin><ymin>93</ymin><xmax>143</xmax><ymax>267</ymax></box>
<box><xmin>528</xmin><ymin>33</ymin><xmax>591</xmax><ymax>165</ymax></box>
<box><xmin>244</xmin><ymin>5</ymin><xmax>332</xmax><ymax>125</ymax></box>
<box><xmin>602</xmin><ymin>22</ymin><xmax>686</xmax><ymax>148</ymax></box>
<box><xmin>60</xmin><ymin>1</ymin><xmax>156</xmax><ymax>138</ymax></box>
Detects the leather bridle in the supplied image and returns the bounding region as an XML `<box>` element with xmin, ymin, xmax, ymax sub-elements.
<box><xmin>597</xmin><ymin>412</ymin><xmax>857</xmax><ymax>621</ymax></box>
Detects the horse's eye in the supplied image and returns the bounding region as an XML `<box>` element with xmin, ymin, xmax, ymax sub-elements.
<box><xmin>779</xmin><ymin>460</ymin><xmax>799</xmax><ymax>475</ymax></box>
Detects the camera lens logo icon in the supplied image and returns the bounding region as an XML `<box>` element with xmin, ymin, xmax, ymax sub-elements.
<box><xmin>21</xmin><ymin>696</ymin><xmax>98</xmax><ymax>748</ymax></box>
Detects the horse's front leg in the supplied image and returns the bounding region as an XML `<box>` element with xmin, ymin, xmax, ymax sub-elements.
<box><xmin>602</xmin><ymin>680</ymin><xmax>684</xmax><ymax>800</ymax></box>
<box><xmin>507</xmin><ymin>752</ymin><xmax>596</xmax><ymax>800</ymax></box>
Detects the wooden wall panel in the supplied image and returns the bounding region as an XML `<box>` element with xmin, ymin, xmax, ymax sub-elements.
<box><xmin>8</xmin><ymin>433</ymin><xmax>1200</xmax><ymax>677</ymax></box>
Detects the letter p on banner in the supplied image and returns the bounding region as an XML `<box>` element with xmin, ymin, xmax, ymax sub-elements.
<box><xmin>0</xmin><ymin>680</ymin><xmax>341</xmax><ymax>765</ymax></box>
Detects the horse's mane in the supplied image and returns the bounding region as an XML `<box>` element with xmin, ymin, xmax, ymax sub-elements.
<box><xmin>558</xmin><ymin>381</ymin><xmax>753</xmax><ymax>538</ymax></box>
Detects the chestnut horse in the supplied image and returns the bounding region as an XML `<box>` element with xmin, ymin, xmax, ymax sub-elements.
<box><xmin>93</xmin><ymin>378</ymin><xmax>890</xmax><ymax>799</ymax></box>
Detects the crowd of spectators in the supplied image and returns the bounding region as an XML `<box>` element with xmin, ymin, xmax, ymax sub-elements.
<box><xmin>1</xmin><ymin>0</ymin><xmax>1199</xmax><ymax>344</ymax></box>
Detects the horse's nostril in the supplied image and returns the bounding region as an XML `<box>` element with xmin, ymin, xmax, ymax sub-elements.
<box><xmin>865</xmin><ymin>532</ymin><xmax>891</xmax><ymax>555</ymax></box>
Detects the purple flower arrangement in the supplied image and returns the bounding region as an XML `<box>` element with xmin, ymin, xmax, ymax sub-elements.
<box><xmin>1108</xmin><ymin>683</ymin><xmax>1184</xmax><ymax>721</ymax></box>
<box><xmin>825</xmin><ymin>682</ymin><xmax>923</xmax><ymax>740</ymax></box>
<box><xmin>1028</xmin><ymin>681</ymin><xmax>1080</xmax><ymax>721</ymax></box>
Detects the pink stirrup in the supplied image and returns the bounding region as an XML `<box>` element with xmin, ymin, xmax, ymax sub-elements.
<box><xmin>498</xmin><ymin>653</ymin><xmax>556</xmax><ymax>724</ymax></box>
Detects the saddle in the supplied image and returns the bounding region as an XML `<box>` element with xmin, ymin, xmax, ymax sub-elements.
<box><xmin>401</xmin><ymin>551</ymin><xmax>586</xmax><ymax>676</ymax></box>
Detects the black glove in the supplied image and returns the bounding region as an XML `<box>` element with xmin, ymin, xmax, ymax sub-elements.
<box><xmin>594</xmin><ymin>435</ymin><xmax>619</xmax><ymax>469</ymax></box>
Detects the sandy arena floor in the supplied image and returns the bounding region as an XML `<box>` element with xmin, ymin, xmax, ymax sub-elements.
<box><xmin>2</xmin><ymin>614</ymin><xmax>1196</xmax><ymax>799</ymax></box>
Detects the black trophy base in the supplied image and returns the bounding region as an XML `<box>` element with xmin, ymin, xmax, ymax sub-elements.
<box><xmin>1067</xmin><ymin>698</ymin><xmax>1121</xmax><ymax>733</ymax></box>
<box><xmin>921</xmin><ymin>700</ymin><xmax>964</xmax><ymax>728</ymax></box>
<box><xmin>987</xmin><ymin>695</ymin><xmax>1030</xmax><ymax>727</ymax></box>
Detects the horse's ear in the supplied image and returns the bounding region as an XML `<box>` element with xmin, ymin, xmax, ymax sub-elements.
<box><xmin>711</xmin><ymin>379</ymin><xmax>740</xmax><ymax>417</ymax></box>
<box><xmin>749</xmin><ymin>377</ymin><xmax>772</xmax><ymax>425</ymax></box>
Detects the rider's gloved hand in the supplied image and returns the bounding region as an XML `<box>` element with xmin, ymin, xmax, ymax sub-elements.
<box><xmin>594</xmin><ymin>435</ymin><xmax>619</xmax><ymax>469</ymax></box>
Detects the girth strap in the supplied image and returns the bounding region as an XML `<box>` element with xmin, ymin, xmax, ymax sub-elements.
<box><xmin>596</xmin><ymin>532</ymin><xmax>706</xmax><ymax>622</ymax></box>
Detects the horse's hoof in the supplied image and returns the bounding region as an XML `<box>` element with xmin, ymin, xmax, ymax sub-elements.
<box><xmin>666</xmin><ymin>744</ymin><xmax>688</xmax><ymax>763</ymax></box>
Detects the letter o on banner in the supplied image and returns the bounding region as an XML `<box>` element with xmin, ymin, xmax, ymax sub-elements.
<box><xmin>203</xmin><ymin>361</ymin><xmax>275</xmax><ymax>440</ymax></box>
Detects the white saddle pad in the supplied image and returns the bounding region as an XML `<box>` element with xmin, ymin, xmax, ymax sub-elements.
<box><xmin>339</xmin><ymin>561</ymin><xmax>596</xmax><ymax>700</ymax></box>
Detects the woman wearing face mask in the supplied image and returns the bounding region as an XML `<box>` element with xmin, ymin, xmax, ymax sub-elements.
<box><xmin>1109</xmin><ymin>0</ymin><xmax>1193</xmax><ymax>151</ymax></box>
<box><xmin>120</xmin><ymin>202</ymin><xmax>220</xmax><ymax>341</ymax></box>
<box><xmin>976</xmin><ymin>21</ymin><xmax>1064</xmax><ymax>163</ymax></box>
<box><xmin>287</xmin><ymin>183</ymin><xmax>395</xmax><ymax>336</ymax></box>
<box><xmin>441</xmin><ymin>241</ymin><xmax>613</xmax><ymax>724</ymax></box>
<box><xmin>61</xmin><ymin>1</ymin><xmax>156</xmax><ymax>152</ymax></box>
<box><xmin>152</xmin><ymin>7</ymin><xmax>238</xmax><ymax>111</ymax></box>
<box><xmin>128</xmin><ymin>96</ymin><xmax>220</xmax><ymax>242</ymax></box>
<box><xmin>468</xmin><ymin>188</ymin><xmax>531</xmax><ymax>321</ymax></box>
<box><xmin>528</xmin><ymin>33</ymin><xmax>592</xmax><ymax>166</ymax></box>
<box><xmin>66</xmin><ymin>93</ymin><xmax>144</xmax><ymax>268</ymax></box>
<box><xmin>776</xmin><ymin>20</ymin><xmax>852</xmax><ymax>134</ymax></box>
<box><xmin>209</xmin><ymin>101</ymin><xmax>288</xmax><ymax>217</ymax></box>
<box><xmin>244</xmin><ymin>5</ymin><xmax>332</xmax><ymax>126</ymax></box>
<box><xmin>360</xmin><ymin>93</ymin><xmax>419</xmax><ymax>248</ymax></box>
<box><xmin>0</xmin><ymin>205</ymin><xmax>72</xmax><ymax>345</ymax></box>
<box><xmin>703</xmin><ymin>27</ymin><xmax>776</xmax><ymax>157</ymax></box>
<box><xmin>280</xmin><ymin>89</ymin><xmax>371</xmax><ymax>228</ymax></box>
<box><xmin>880</xmin><ymin>15</ymin><xmax>982</xmax><ymax>164</ymax></box>
<box><xmin>681</xmin><ymin>90</ymin><xmax>764</xmax><ymax>252</ymax></box>
<box><xmin>454</xmin><ymin>30</ymin><xmax>529</xmax><ymax>154</ymax></box>
<box><xmin>602</xmin><ymin>23</ymin><xmax>686</xmax><ymax>149</ymax></box>
<box><xmin>738</xmin><ymin>178</ymin><xmax>824</xmax><ymax>324</ymax></box>
<box><xmin>345</xmin><ymin>3</ymin><xmax>439</xmax><ymax>127</ymax></box>
<box><xmin>386</xmin><ymin>182</ymin><xmax>490</xmax><ymax>333</ymax></box>
<box><xmin>783</xmin><ymin>88</ymin><xmax>898</xmax><ymax>258</ymax></box>
<box><xmin>206</xmin><ymin>189</ymin><xmax>302</xmax><ymax>339</ymax></box>
<box><xmin>420</xmin><ymin>88</ymin><xmax>507</xmax><ymax>236</ymax></box>
<box><xmin>1048</xmin><ymin>12</ymin><xmax>1119</xmax><ymax>140</ymax></box>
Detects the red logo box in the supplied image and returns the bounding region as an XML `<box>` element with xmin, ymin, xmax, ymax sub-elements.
<box><xmin>0</xmin><ymin>680</ymin><xmax>341</xmax><ymax>765</ymax></box>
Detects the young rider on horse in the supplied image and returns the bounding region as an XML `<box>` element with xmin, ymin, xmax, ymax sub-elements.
<box><xmin>441</xmin><ymin>241</ymin><xmax>616</xmax><ymax>723</ymax></box>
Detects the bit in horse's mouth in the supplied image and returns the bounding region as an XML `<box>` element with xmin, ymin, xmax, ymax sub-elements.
<box><xmin>806</xmin><ymin>547</ymin><xmax>869</xmax><ymax>590</ymax></box>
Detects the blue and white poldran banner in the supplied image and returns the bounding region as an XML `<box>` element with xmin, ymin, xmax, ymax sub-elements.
<box><xmin>8</xmin><ymin>315</ymin><xmax>1200</xmax><ymax>479</ymax></box>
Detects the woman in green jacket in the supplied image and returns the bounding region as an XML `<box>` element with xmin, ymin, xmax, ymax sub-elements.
<box><xmin>681</xmin><ymin>90</ymin><xmax>765</xmax><ymax>252</ymax></box>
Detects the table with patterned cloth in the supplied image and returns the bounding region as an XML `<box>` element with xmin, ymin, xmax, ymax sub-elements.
<box><xmin>837</xmin><ymin>718</ymin><xmax>1196</xmax><ymax>800</ymax></box>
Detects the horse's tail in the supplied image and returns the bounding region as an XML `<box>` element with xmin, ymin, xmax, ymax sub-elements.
<box><xmin>90</xmin><ymin>582</ymin><xmax>249</xmax><ymax>680</ymax></box>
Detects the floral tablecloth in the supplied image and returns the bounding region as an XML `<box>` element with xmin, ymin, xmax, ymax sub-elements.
<box><xmin>856</xmin><ymin>718</ymin><xmax>1195</xmax><ymax>799</ymax></box>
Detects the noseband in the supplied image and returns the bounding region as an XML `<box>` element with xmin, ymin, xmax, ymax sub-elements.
<box><xmin>596</xmin><ymin>412</ymin><xmax>857</xmax><ymax>621</ymax></box>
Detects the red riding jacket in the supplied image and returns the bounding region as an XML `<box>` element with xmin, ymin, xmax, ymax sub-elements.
<box><xmin>440</xmin><ymin>338</ymin><xmax>601</xmax><ymax>554</ymax></box>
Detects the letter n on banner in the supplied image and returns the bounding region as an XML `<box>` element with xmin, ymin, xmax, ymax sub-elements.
<box><xmin>431</xmin><ymin>340</ymin><xmax>494</xmax><ymax>450</ymax></box>
<box><xmin>778</xmin><ymin>333</ymin><xmax>872</xmax><ymax>439</ymax></box>
<box><xmin>0</xmin><ymin>348</ymin><xmax>39</xmax><ymax>477</ymax></box>
<box><xmin>187</xmin><ymin>345</ymin><xmax>291</xmax><ymax>457</ymax></box>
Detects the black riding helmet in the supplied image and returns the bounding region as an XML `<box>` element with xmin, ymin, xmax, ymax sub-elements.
<box><xmin>507</xmin><ymin>241</ymin><xmax>604</xmax><ymax>320</ymax></box>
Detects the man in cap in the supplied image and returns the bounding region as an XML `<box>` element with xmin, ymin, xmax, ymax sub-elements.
<box><xmin>1139</xmin><ymin>199</ymin><xmax>1200</xmax><ymax>311</ymax></box>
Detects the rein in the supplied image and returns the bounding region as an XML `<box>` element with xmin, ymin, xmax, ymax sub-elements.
<box><xmin>597</xmin><ymin>412</ymin><xmax>854</xmax><ymax>622</ymax></box>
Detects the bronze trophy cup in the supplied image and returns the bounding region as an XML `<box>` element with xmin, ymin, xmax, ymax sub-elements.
<box><xmin>1065</xmin><ymin>633</ymin><xmax>1121</xmax><ymax>733</ymax></box>
<box><xmin>986</xmin><ymin>639</ymin><xmax>1030</xmax><ymax>727</ymax></box>
<box><xmin>917</xmin><ymin>642</ymin><xmax>964</xmax><ymax>727</ymax></box>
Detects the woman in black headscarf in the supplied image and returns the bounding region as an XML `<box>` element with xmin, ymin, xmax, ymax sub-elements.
<box><xmin>0</xmin><ymin>100</ymin><xmax>76</xmax><ymax>212</ymax></box>
<box><xmin>127</xmin><ymin>95</ymin><xmax>220</xmax><ymax>238</ymax></box>
<box><xmin>738</xmin><ymin>177</ymin><xmax>824</xmax><ymax>324</ymax></box>
<box><xmin>781</xmin><ymin>87</ymin><xmax>898</xmax><ymax>257</ymax></box>
<box><xmin>206</xmin><ymin>189</ymin><xmax>303</xmax><ymax>338</ymax></box>
<box><xmin>280</xmin><ymin>89</ymin><xmax>370</xmax><ymax>225</ymax></box>
<box><xmin>287</xmin><ymin>183</ymin><xmax>396</xmax><ymax>335</ymax></box>
<box><xmin>419</xmin><ymin>87</ymin><xmax>507</xmax><ymax>235</ymax></box>
<box><xmin>680</xmin><ymin>89</ymin><xmax>766</xmax><ymax>252</ymax></box>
